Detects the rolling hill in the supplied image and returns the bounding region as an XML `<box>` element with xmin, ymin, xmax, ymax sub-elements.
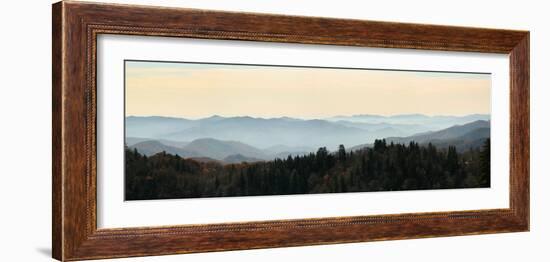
<box><xmin>386</xmin><ymin>120</ymin><xmax>489</xmax><ymax>144</ymax></box>
<box><xmin>351</xmin><ymin>120</ymin><xmax>490</xmax><ymax>152</ymax></box>
<box><xmin>182</xmin><ymin>138</ymin><xmax>268</xmax><ymax>160</ymax></box>
<box><xmin>129</xmin><ymin>137</ymin><xmax>271</xmax><ymax>161</ymax></box>
<box><xmin>125</xmin><ymin>116</ymin><xmax>196</xmax><ymax>138</ymax></box>
<box><xmin>129</xmin><ymin>140</ymin><xmax>197</xmax><ymax>157</ymax></box>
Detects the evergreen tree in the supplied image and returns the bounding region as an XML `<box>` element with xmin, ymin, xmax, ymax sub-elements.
<box><xmin>480</xmin><ymin>138</ymin><xmax>491</xmax><ymax>187</ymax></box>
<box><xmin>338</xmin><ymin>144</ymin><xmax>346</xmax><ymax>161</ymax></box>
<box><xmin>125</xmin><ymin>138</ymin><xmax>489</xmax><ymax>200</ymax></box>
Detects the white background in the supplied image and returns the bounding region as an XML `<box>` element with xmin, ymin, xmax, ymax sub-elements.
<box><xmin>98</xmin><ymin>35</ymin><xmax>509</xmax><ymax>228</ymax></box>
<box><xmin>0</xmin><ymin>0</ymin><xmax>547</xmax><ymax>261</ymax></box>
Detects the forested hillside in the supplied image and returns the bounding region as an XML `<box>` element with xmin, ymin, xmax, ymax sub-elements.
<box><xmin>125</xmin><ymin>139</ymin><xmax>490</xmax><ymax>200</ymax></box>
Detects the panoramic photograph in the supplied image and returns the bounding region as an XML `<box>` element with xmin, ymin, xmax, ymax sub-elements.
<box><xmin>124</xmin><ymin>60</ymin><xmax>491</xmax><ymax>200</ymax></box>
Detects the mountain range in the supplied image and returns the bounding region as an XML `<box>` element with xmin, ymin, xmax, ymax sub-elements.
<box><xmin>126</xmin><ymin>114</ymin><xmax>489</xmax><ymax>149</ymax></box>
<box><xmin>350</xmin><ymin>120</ymin><xmax>490</xmax><ymax>152</ymax></box>
<box><xmin>327</xmin><ymin>114</ymin><xmax>489</xmax><ymax>129</ymax></box>
<box><xmin>127</xmin><ymin>114</ymin><xmax>490</xmax><ymax>163</ymax></box>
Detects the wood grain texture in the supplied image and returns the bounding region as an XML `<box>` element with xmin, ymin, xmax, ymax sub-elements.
<box><xmin>52</xmin><ymin>1</ymin><xmax>530</xmax><ymax>261</ymax></box>
<box><xmin>52</xmin><ymin>2</ymin><xmax>63</xmax><ymax>260</ymax></box>
<box><xmin>509</xmin><ymin>35</ymin><xmax>530</xmax><ymax>227</ymax></box>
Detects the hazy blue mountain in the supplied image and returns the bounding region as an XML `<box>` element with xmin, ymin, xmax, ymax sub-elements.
<box><xmin>130</xmin><ymin>138</ymin><xmax>270</xmax><ymax>161</ymax></box>
<box><xmin>350</xmin><ymin>120</ymin><xmax>490</xmax><ymax>152</ymax></box>
<box><xmin>129</xmin><ymin>119</ymin><xmax>490</xmax><ymax>163</ymax></box>
<box><xmin>326</xmin><ymin>114</ymin><xmax>490</xmax><ymax>130</ymax></box>
<box><xmin>130</xmin><ymin>138</ymin><xmax>311</xmax><ymax>162</ymax></box>
<box><xmin>129</xmin><ymin>140</ymin><xmax>198</xmax><ymax>157</ymax></box>
<box><xmin>182</xmin><ymin>138</ymin><xmax>269</xmax><ymax>160</ymax></box>
<box><xmin>332</xmin><ymin>120</ymin><xmax>428</xmax><ymax>135</ymax></box>
<box><xmin>385</xmin><ymin>120</ymin><xmax>489</xmax><ymax>144</ymax></box>
<box><xmin>126</xmin><ymin>116</ymin><xmax>196</xmax><ymax>138</ymax></box>
<box><xmin>163</xmin><ymin>117</ymin><xmax>374</xmax><ymax>149</ymax></box>
<box><xmin>156</xmin><ymin>139</ymin><xmax>189</xmax><ymax>148</ymax></box>
<box><xmin>425</xmin><ymin>127</ymin><xmax>490</xmax><ymax>152</ymax></box>
<box><xmin>126</xmin><ymin>114</ymin><xmax>490</xmax><ymax>151</ymax></box>
<box><xmin>126</xmin><ymin>137</ymin><xmax>188</xmax><ymax>148</ymax></box>
<box><xmin>126</xmin><ymin>137</ymin><xmax>152</xmax><ymax>146</ymax></box>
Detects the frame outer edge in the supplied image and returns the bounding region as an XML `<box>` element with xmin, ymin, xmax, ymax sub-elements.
<box><xmin>52</xmin><ymin>1</ymin><xmax>531</xmax><ymax>260</ymax></box>
<box><xmin>510</xmin><ymin>33</ymin><xmax>530</xmax><ymax>229</ymax></box>
<box><xmin>52</xmin><ymin>2</ymin><xmax>64</xmax><ymax>261</ymax></box>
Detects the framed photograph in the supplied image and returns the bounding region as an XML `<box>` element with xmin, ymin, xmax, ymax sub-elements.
<box><xmin>52</xmin><ymin>1</ymin><xmax>529</xmax><ymax>261</ymax></box>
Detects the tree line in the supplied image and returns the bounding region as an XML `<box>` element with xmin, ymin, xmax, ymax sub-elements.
<box><xmin>125</xmin><ymin>139</ymin><xmax>490</xmax><ymax>200</ymax></box>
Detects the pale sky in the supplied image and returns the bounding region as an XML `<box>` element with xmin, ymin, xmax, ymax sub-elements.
<box><xmin>125</xmin><ymin>61</ymin><xmax>491</xmax><ymax>119</ymax></box>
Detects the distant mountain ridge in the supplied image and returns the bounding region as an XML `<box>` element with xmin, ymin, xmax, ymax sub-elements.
<box><xmin>129</xmin><ymin>119</ymin><xmax>490</xmax><ymax>163</ymax></box>
<box><xmin>351</xmin><ymin>120</ymin><xmax>490</xmax><ymax>152</ymax></box>
<box><xmin>129</xmin><ymin>140</ymin><xmax>197</xmax><ymax>157</ymax></box>
<box><xmin>327</xmin><ymin>114</ymin><xmax>489</xmax><ymax>129</ymax></box>
<box><xmin>129</xmin><ymin>138</ymin><xmax>268</xmax><ymax>159</ymax></box>
<box><xmin>386</xmin><ymin>120</ymin><xmax>489</xmax><ymax>144</ymax></box>
<box><xmin>126</xmin><ymin>114</ymin><xmax>489</xmax><ymax>150</ymax></box>
<box><xmin>126</xmin><ymin>116</ymin><xmax>195</xmax><ymax>138</ymax></box>
<box><xmin>183</xmin><ymin>138</ymin><xmax>268</xmax><ymax>160</ymax></box>
<box><xmin>126</xmin><ymin>137</ymin><xmax>188</xmax><ymax>148</ymax></box>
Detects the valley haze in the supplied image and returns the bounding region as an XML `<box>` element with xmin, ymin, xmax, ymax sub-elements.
<box><xmin>126</xmin><ymin>113</ymin><xmax>490</xmax><ymax>164</ymax></box>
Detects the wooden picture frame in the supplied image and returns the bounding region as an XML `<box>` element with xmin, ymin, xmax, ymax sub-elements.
<box><xmin>52</xmin><ymin>1</ymin><xmax>529</xmax><ymax>261</ymax></box>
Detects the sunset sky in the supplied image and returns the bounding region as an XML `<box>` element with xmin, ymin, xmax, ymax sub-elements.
<box><xmin>125</xmin><ymin>60</ymin><xmax>491</xmax><ymax>119</ymax></box>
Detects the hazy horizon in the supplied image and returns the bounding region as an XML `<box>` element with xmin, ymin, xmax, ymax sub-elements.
<box><xmin>125</xmin><ymin>61</ymin><xmax>491</xmax><ymax>119</ymax></box>
<box><xmin>126</xmin><ymin>112</ymin><xmax>490</xmax><ymax>121</ymax></box>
